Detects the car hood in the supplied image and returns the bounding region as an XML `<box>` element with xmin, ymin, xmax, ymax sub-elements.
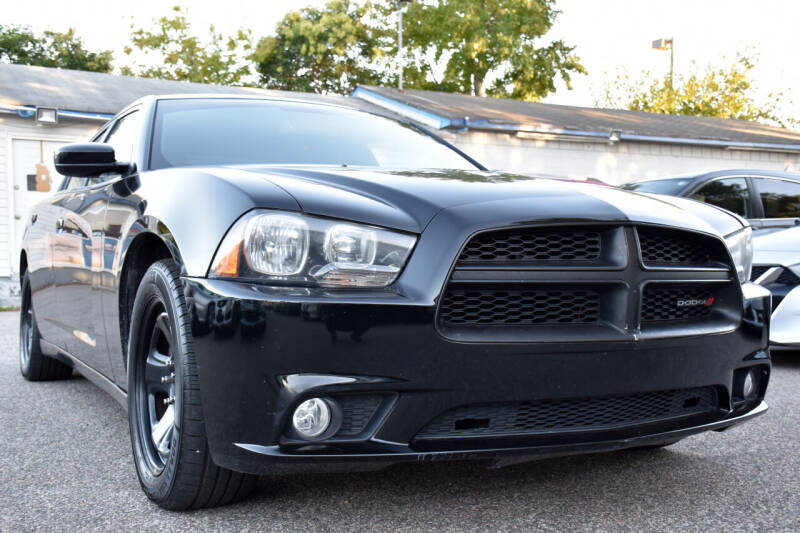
<box><xmin>220</xmin><ymin>166</ymin><xmax>745</xmax><ymax>236</ymax></box>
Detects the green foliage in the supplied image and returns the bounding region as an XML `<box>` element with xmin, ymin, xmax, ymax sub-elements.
<box><xmin>0</xmin><ymin>25</ymin><xmax>112</xmax><ymax>72</ymax></box>
<box><xmin>121</xmin><ymin>6</ymin><xmax>252</xmax><ymax>85</ymax></box>
<box><xmin>252</xmin><ymin>0</ymin><xmax>391</xmax><ymax>94</ymax></box>
<box><xmin>398</xmin><ymin>0</ymin><xmax>585</xmax><ymax>99</ymax></box>
<box><xmin>253</xmin><ymin>0</ymin><xmax>583</xmax><ymax>100</ymax></box>
<box><xmin>598</xmin><ymin>53</ymin><xmax>795</xmax><ymax>127</ymax></box>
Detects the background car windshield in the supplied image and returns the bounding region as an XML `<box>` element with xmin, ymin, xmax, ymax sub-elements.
<box><xmin>620</xmin><ymin>177</ymin><xmax>694</xmax><ymax>194</ymax></box>
<box><xmin>150</xmin><ymin>99</ymin><xmax>478</xmax><ymax>171</ymax></box>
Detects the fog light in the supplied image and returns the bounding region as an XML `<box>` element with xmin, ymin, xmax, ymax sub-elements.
<box><xmin>292</xmin><ymin>398</ymin><xmax>331</xmax><ymax>439</ymax></box>
<box><xmin>743</xmin><ymin>370</ymin><xmax>757</xmax><ymax>399</ymax></box>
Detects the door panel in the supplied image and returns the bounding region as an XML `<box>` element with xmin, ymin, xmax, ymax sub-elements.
<box><xmin>52</xmin><ymin>188</ymin><xmax>111</xmax><ymax>376</ymax></box>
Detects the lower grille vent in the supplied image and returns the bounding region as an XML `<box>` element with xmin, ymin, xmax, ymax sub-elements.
<box><xmin>438</xmin><ymin>287</ymin><xmax>600</xmax><ymax>326</ymax></box>
<box><xmin>334</xmin><ymin>395</ymin><xmax>383</xmax><ymax>437</ymax></box>
<box><xmin>416</xmin><ymin>387</ymin><xmax>718</xmax><ymax>439</ymax></box>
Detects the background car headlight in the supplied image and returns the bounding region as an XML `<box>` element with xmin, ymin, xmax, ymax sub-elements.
<box><xmin>210</xmin><ymin>210</ymin><xmax>417</xmax><ymax>287</ymax></box>
<box><xmin>724</xmin><ymin>226</ymin><xmax>753</xmax><ymax>284</ymax></box>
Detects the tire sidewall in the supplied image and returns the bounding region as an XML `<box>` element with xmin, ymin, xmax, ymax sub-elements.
<box><xmin>19</xmin><ymin>272</ymin><xmax>39</xmax><ymax>377</ymax></box>
<box><xmin>127</xmin><ymin>261</ymin><xmax>187</xmax><ymax>500</ymax></box>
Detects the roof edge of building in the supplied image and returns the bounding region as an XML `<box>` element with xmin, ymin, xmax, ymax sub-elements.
<box><xmin>353</xmin><ymin>85</ymin><xmax>800</xmax><ymax>153</ymax></box>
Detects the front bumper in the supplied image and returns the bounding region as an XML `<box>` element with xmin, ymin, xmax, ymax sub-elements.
<box><xmin>184</xmin><ymin>278</ymin><xmax>771</xmax><ymax>475</ymax></box>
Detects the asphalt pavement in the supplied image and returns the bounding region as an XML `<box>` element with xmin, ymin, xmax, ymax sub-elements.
<box><xmin>0</xmin><ymin>310</ymin><xmax>798</xmax><ymax>532</ymax></box>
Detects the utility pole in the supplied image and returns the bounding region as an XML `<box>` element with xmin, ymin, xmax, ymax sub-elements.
<box><xmin>397</xmin><ymin>0</ymin><xmax>411</xmax><ymax>90</ymax></box>
<box><xmin>652</xmin><ymin>38</ymin><xmax>674</xmax><ymax>89</ymax></box>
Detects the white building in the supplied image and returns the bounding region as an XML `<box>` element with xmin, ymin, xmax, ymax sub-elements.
<box><xmin>2</xmin><ymin>63</ymin><xmax>800</xmax><ymax>305</ymax></box>
<box><xmin>353</xmin><ymin>85</ymin><xmax>800</xmax><ymax>184</ymax></box>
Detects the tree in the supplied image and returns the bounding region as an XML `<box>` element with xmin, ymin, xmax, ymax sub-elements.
<box><xmin>398</xmin><ymin>0</ymin><xmax>585</xmax><ymax>99</ymax></box>
<box><xmin>0</xmin><ymin>25</ymin><xmax>112</xmax><ymax>72</ymax></box>
<box><xmin>252</xmin><ymin>0</ymin><xmax>390</xmax><ymax>94</ymax></box>
<box><xmin>121</xmin><ymin>6</ymin><xmax>252</xmax><ymax>85</ymax></box>
<box><xmin>253</xmin><ymin>0</ymin><xmax>583</xmax><ymax>100</ymax></box>
<box><xmin>598</xmin><ymin>53</ymin><xmax>795</xmax><ymax>127</ymax></box>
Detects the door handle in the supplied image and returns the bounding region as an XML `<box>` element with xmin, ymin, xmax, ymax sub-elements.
<box><xmin>31</xmin><ymin>213</ymin><xmax>37</xmax><ymax>224</ymax></box>
<box><xmin>56</xmin><ymin>217</ymin><xmax>65</xmax><ymax>230</ymax></box>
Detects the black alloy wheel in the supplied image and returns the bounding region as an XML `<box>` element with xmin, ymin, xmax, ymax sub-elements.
<box><xmin>127</xmin><ymin>259</ymin><xmax>255</xmax><ymax>510</ymax></box>
<box><xmin>133</xmin><ymin>302</ymin><xmax>177</xmax><ymax>473</ymax></box>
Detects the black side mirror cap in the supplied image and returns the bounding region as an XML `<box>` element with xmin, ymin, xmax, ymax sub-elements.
<box><xmin>54</xmin><ymin>143</ymin><xmax>131</xmax><ymax>177</ymax></box>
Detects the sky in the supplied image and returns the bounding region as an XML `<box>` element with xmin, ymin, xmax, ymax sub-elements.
<box><xmin>3</xmin><ymin>0</ymin><xmax>799</xmax><ymax>119</ymax></box>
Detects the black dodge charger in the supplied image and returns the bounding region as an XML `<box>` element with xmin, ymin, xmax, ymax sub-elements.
<box><xmin>20</xmin><ymin>95</ymin><xmax>771</xmax><ymax>510</ymax></box>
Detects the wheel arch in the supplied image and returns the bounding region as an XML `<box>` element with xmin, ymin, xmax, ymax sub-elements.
<box><xmin>19</xmin><ymin>249</ymin><xmax>28</xmax><ymax>284</ymax></box>
<box><xmin>118</xmin><ymin>225</ymin><xmax>180</xmax><ymax>367</ymax></box>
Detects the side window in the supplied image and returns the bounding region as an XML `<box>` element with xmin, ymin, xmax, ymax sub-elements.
<box><xmin>753</xmin><ymin>178</ymin><xmax>800</xmax><ymax>218</ymax></box>
<box><xmin>86</xmin><ymin>110</ymin><xmax>140</xmax><ymax>186</ymax></box>
<box><xmin>689</xmin><ymin>177</ymin><xmax>752</xmax><ymax>217</ymax></box>
<box><xmin>104</xmin><ymin>110</ymin><xmax>140</xmax><ymax>164</ymax></box>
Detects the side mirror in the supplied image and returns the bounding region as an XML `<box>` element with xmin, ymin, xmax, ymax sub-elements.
<box><xmin>54</xmin><ymin>143</ymin><xmax>131</xmax><ymax>177</ymax></box>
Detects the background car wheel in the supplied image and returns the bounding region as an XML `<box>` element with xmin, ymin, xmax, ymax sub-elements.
<box><xmin>127</xmin><ymin>259</ymin><xmax>256</xmax><ymax>510</ymax></box>
<box><xmin>19</xmin><ymin>272</ymin><xmax>72</xmax><ymax>381</ymax></box>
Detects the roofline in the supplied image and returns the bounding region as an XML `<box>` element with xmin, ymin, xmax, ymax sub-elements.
<box><xmin>352</xmin><ymin>86</ymin><xmax>800</xmax><ymax>154</ymax></box>
<box><xmin>0</xmin><ymin>103</ymin><xmax>112</xmax><ymax>122</ymax></box>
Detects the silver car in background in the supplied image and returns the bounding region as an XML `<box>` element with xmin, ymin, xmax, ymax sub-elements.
<box><xmin>752</xmin><ymin>225</ymin><xmax>800</xmax><ymax>350</ymax></box>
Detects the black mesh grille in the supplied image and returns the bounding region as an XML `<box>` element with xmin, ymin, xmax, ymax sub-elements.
<box><xmin>334</xmin><ymin>395</ymin><xmax>383</xmax><ymax>437</ymax></box>
<box><xmin>638</xmin><ymin>227</ymin><xmax>713</xmax><ymax>265</ymax></box>
<box><xmin>438</xmin><ymin>287</ymin><xmax>600</xmax><ymax>326</ymax></box>
<box><xmin>776</xmin><ymin>268</ymin><xmax>800</xmax><ymax>285</ymax></box>
<box><xmin>416</xmin><ymin>387</ymin><xmax>718</xmax><ymax>439</ymax></box>
<box><xmin>458</xmin><ymin>228</ymin><xmax>601</xmax><ymax>264</ymax></box>
<box><xmin>751</xmin><ymin>265</ymin><xmax>772</xmax><ymax>281</ymax></box>
<box><xmin>641</xmin><ymin>286</ymin><xmax>714</xmax><ymax>322</ymax></box>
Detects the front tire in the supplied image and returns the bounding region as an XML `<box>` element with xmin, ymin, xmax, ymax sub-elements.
<box><xmin>127</xmin><ymin>259</ymin><xmax>255</xmax><ymax>510</ymax></box>
<box><xmin>19</xmin><ymin>272</ymin><xmax>72</xmax><ymax>381</ymax></box>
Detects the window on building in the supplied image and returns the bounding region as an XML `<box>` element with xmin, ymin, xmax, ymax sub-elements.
<box><xmin>690</xmin><ymin>177</ymin><xmax>752</xmax><ymax>217</ymax></box>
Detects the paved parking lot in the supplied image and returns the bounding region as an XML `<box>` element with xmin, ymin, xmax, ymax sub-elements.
<box><xmin>0</xmin><ymin>310</ymin><xmax>798</xmax><ymax>532</ymax></box>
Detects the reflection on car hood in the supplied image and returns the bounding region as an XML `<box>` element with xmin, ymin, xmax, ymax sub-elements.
<box><xmin>223</xmin><ymin>166</ymin><xmax>745</xmax><ymax>236</ymax></box>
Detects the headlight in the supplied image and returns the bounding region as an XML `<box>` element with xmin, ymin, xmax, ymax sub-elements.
<box><xmin>724</xmin><ymin>226</ymin><xmax>753</xmax><ymax>284</ymax></box>
<box><xmin>210</xmin><ymin>210</ymin><xmax>417</xmax><ymax>287</ymax></box>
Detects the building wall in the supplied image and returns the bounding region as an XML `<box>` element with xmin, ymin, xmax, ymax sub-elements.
<box><xmin>444</xmin><ymin>131</ymin><xmax>800</xmax><ymax>185</ymax></box>
<box><xmin>0</xmin><ymin>115</ymin><xmax>99</xmax><ymax>306</ymax></box>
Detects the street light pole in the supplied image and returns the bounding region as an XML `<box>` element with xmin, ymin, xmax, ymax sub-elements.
<box><xmin>398</xmin><ymin>0</ymin><xmax>404</xmax><ymax>90</ymax></box>
<box><xmin>396</xmin><ymin>0</ymin><xmax>412</xmax><ymax>90</ymax></box>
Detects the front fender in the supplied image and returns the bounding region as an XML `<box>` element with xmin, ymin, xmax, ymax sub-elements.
<box><xmin>112</xmin><ymin>168</ymin><xmax>301</xmax><ymax>277</ymax></box>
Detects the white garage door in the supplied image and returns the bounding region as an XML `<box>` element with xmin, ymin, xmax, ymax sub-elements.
<box><xmin>9</xmin><ymin>138</ymin><xmax>72</xmax><ymax>275</ymax></box>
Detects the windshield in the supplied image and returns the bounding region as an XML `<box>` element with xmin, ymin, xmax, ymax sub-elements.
<box><xmin>620</xmin><ymin>177</ymin><xmax>694</xmax><ymax>195</ymax></box>
<box><xmin>149</xmin><ymin>98</ymin><xmax>479</xmax><ymax>171</ymax></box>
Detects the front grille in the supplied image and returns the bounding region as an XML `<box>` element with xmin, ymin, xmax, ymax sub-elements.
<box><xmin>334</xmin><ymin>395</ymin><xmax>383</xmax><ymax>437</ymax></box>
<box><xmin>458</xmin><ymin>227</ymin><xmax>601</xmax><ymax>264</ymax></box>
<box><xmin>438</xmin><ymin>224</ymin><xmax>738</xmax><ymax>342</ymax></box>
<box><xmin>416</xmin><ymin>387</ymin><xmax>719</xmax><ymax>439</ymax></box>
<box><xmin>637</xmin><ymin>227</ymin><xmax>718</xmax><ymax>266</ymax></box>
<box><xmin>438</xmin><ymin>287</ymin><xmax>600</xmax><ymax>326</ymax></box>
<box><xmin>641</xmin><ymin>286</ymin><xmax>714</xmax><ymax>322</ymax></box>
